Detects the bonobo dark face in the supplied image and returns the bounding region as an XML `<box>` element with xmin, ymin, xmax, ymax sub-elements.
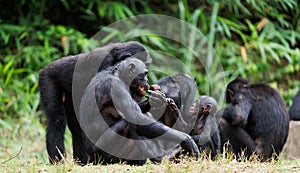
<box><xmin>226</xmin><ymin>78</ymin><xmax>249</xmax><ymax>103</ymax></box>
<box><xmin>130</xmin><ymin>71</ymin><xmax>149</xmax><ymax>98</ymax></box>
<box><xmin>223</xmin><ymin>92</ymin><xmax>251</xmax><ymax>127</ymax></box>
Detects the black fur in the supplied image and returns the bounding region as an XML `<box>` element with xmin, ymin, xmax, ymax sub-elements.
<box><xmin>38</xmin><ymin>41</ymin><xmax>151</xmax><ymax>164</ymax></box>
<box><xmin>219</xmin><ymin>78</ymin><xmax>289</xmax><ymax>161</ymax></box>
<box><xmin>190</xmin><ymin>96</ymin><xmax>221</xmax><ymax>159</ymax></box>
<box><xmin>155</xmin><ymin>74</ymin><xmax>220</xmax><ymax>159</ymax></box>
<box><xmin>289</xmin><ymin>90</ymin><xmax>300</xmax><ymax>120</ymax></box>
<box><xmin>79</xmin><ymin>59</ymin><xmax>199</xmax><ymax>165</ymax></box>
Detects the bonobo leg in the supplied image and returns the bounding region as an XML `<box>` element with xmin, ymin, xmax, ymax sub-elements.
<box><xmin>219</xmin><ymin>118</ymin><xmax>255</xmax><ymax>157</ymax></box>
<box><xmin>64</xmin><ymin>94</ymin><xmax>89</xmax><ymax>164</ymax></box>
<box><xmin>136</xmin><ymin>121</ymin><xmax>199</xmax><ymax>157</ymax></box>
<box><xmin>90</xmin><ymin>119</ymin><xmax>157</xmax><ymax>165</ymax></box>
<box><xmin>39</xmin><ymin>69</ymin><xmax>66</xmax><ymax>164</ymax></box>
<box><xmin>210</xmin><ymin>131</ymin><xmax>221</xmax><ymax>158</ymax></box>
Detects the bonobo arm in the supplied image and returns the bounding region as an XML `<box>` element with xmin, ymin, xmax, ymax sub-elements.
<box><xmin>192</xmin><ymin>118</ymin><xmax>212</xmax><ymax>146</ymax></box>
<box><xmin>111</xmin><ymin>79</ymin><xmax>157</xmax><ymax>125</ymax></box>
<box><xmin>219</xmin><ymin>118</ymin><xmax>255</xmax><ymax>156</ymax></box>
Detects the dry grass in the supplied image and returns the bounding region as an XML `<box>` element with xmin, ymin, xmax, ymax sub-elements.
<box><xmin>1</xmin><ymin>119</ymin><xmax>300</xmax><ymax>173</ymax></box>
<box><xmin>1</xmin><ymin>156</ymin><xmax>300</xmax><ymax>173</ymax></box>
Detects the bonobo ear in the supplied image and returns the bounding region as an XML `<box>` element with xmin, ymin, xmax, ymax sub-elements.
<box><xmin>128</xmin><ymin>62</ymin><xmax>136</xmax><ymax>76</ymax></box>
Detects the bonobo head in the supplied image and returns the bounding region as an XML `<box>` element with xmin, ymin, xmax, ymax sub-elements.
<box><xmin>226</xmin><ymin>78</ymin><xmax>249</xmax><ymax>103</ymax></box>
<box><xmin>223</xmin><ymin>78</ymin><xmax>252</xmax><ymax>127</ymax></box>
<box><xmin>189</xmin><ymin>96</ymin><xmax>217</xmax><ymax>135</ymax></box>
<box><xmin>111</xmin><ymin>41</ymin><xmax>152</xmax><ymax>69</ymax></box>
<box><xmin>117</xmin><ymin>58</ymin><xmax>149</xmax><ymax>99</ymax></box>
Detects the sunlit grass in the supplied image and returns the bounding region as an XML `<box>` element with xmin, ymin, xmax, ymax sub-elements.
<box><xmin>1</xmin><ymin>119</ymin><xmax>300</xmax><ymax>173</ymax></box>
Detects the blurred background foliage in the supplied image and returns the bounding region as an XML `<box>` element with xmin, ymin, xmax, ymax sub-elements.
<box><xmin>0</xmin><ymin>0</ymin><xmax>300</xmax><ymax>122</ymax></box>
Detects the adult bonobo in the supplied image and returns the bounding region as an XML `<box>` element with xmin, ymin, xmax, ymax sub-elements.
<box><xmin>38</xmin><ymin>41</ymin><xmax>152</xmax><ymax>164</ymax></box>
<box><xmin>153</xmin><ymin>74</ymin><xmax>221</xmax><ymax>158</ymax></box>
<box><xmin>289</xmin><ymin>90</ymin><xmax>300</xmax><ymax>120</ymax></box>
<box><xmin>155</xmin><ymin>74</ymin><xmax>196</xmax><ymax>123</ymax></box>
<box><xmin>79</xmin><ymin>58</ymin><xmax>199</xmax><ymax>165</ymax></box>
<box><xmin>219</xmin><ymin>78</ymin><xmax>289</xmax><ymax>161</ymax></box>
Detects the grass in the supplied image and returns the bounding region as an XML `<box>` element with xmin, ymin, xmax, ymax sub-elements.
<box><xmin>1</xmin><ymin>118</ymin><xmax>300</xmax><ymax>173</ymax></box>
<box><xmin>1</xmin><ymin>153</ymin><xmax>300</xmax><ymax>173</ymax></box>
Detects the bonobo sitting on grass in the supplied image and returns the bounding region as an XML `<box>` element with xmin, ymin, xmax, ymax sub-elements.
<box><xmin>219</xmin><ymin>78</ymin><xmax>289</xmax><ymax>161</ymax></box>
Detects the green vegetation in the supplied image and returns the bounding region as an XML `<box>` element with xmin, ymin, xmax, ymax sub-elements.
<box><xmin>0</xmin><ymin>0</ymin><xmax>300</xmax><ymax>172</ymax></box>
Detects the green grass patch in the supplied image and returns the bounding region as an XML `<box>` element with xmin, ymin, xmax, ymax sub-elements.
<box><xmin>1</xmin><ymin>119</ymin><xmax>300</xmax><ymax>173</ymax></box>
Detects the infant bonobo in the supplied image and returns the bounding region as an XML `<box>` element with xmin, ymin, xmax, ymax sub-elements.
<box><xmin>189</xmin><ymin>96</ymin><xmax>221</xmax><ymax>159</ymax></box>
<box><xmin>79</xmin><ymin>58</ymin><xmax>199</xmax><ymax>165</ymax></box>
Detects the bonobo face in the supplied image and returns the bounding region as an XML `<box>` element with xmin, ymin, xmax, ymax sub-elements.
<box><xmin>130</xmin><ymin>71</ymin><xmax>149</xmax><ymax>97</ymax></box>
<box><xmin>224</xmin><ymin>92</ymin><xmax>251</xmax><ymax>127</ymax></box>
<box><xmin>226</xmin><ymin>78</ymin><xmax>249</xmax><ymax>103</ymax></box>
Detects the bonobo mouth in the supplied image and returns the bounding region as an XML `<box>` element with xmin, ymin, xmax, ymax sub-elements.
<box><xmin>139</xmin><ymin>85</ymin><xmax>149</xmax><ymax>96</ymax></box>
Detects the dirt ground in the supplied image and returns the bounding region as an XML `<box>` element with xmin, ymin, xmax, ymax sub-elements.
<box><xmin>282</xmin><ymin>121</ymin><xmax>300</xmax><ymax>158</ymax></box>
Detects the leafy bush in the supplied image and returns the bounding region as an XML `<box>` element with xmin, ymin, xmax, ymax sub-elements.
<box><xmin>0</xmin><ymin>0</ymin><xmax>299</xmax><ymax>120</ymax></box>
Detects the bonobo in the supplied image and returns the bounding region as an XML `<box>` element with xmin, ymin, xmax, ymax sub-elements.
<box><xmin>38</xmin><ymin>41</ymin><xmax>152</xmax><ymax>164</ymax></box>
<box><xmin>153</xmin><ymin>74</ymin><xmax>221</xmax><ymax>158</ymax></box>
<box><xmin>289</xmin><ymin>90</ymin><xmax>300</xmax><ymax>120</ymax></box>
<box><xmin>219</xmin><ymin>78</ymin><xmax>289</xmax><ymax>161</ymax></box>
<box><xmin>79</xmin><ymin>58</ymin><xmax>199</xmax><ymax>165</ymax></box>
<box><xmin>189</xmin><ymin>96</ymin><xmax>221</xmax><ymax>159</ymax></box>
<box><xmin>156</xmin><ymin>74</ymin><xmax>196</xmax><ymax>123</ymax></box>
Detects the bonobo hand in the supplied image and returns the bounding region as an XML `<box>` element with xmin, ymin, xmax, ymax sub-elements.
<box><xmin>166</xmin><ymin>98</ymin><xmax>178</xmax><ymax>112</ymax></box>
<box><xmin>148</xmin><ymin>90</ymin><xmax>166</xmax><ymax>106</ymax></box>
<box><xmin>148</xmin><ymin>90</ymin><xmax>167</xmax><ymax>119</ymax></box>
<box><xmin>180</xmin><ymin>134</ymin><xmax>200</xmax><ymax>159</ymax></box>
